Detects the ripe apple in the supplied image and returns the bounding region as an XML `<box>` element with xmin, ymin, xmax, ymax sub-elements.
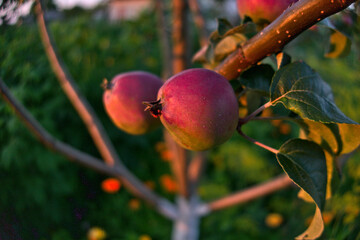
<box><xmin>237</xmin><ymin>0</ymin><xmax>298</xmax><ymax>23</ymax></box>
<box><xmin>103</xmin><ymin>71</ymin><xmax>163</xmax><ymax>135</ymax></box>
<box><xmin>145</xmin><ymin>68</ymin><xmax>239</xmax><ymax>151</ymax></box>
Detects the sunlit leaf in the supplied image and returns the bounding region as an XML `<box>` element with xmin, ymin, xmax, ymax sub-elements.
<box><xmin>325</xmin><ymin>30</ymin><xmax>351</xmax><ymax>58</ymax></box>
<box><xmin>276</xmin><ymin>139</ymin><xmax>327</xmax><ymax>239</ymax></box>
<box><xmin>214</xmin><ymin>33</ymin><xmax>247</xmax><ymax>61</ymax></box>
<box><xmin>192</xmin><ymin>44</ymin><xmax>208</xmax><ymax>63</ymax></box>
<box><xmin>295</xmin><ymin>119</ymin><xmax>360</xmax><ymax>156</ymax></box>
<box><xmin>294</xmin><ymin>117</ymin><xmax>359</xmax><ymax>202</ymax></box>
<box><xmin>270</xmin><ymin>62</ymin><xmax>357</xmax><ymax>124</ymax></box>
<box><xmin>296</xmin><ymin>208</ymin><xmax>324</xmax><ymax>240</ymax></box>
<box><xmin>195</xmin><ymin>19</ymin><xmax>255</xmax><ymax>66</ymax></box>
<box><xmin>276</xmin><ymin>52</ymin><xmax>291</xmax><ymax>69</ymax></box>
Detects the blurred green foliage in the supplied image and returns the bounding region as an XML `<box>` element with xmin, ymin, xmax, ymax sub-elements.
<box><xmin>0</xmin><ymin>8</ymin><xmax>359</xmax><ymax>240</ymax></box>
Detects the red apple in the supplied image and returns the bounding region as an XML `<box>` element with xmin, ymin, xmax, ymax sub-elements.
<box><xmin>146</xmin><ymin>68</ymin><xmax>239</xmax><ymax>151</ymax></box>
<box><xmin>103</xmin><ymin>71</ymin><xmax>163</xmax><ymax>135</ymax></box>
<box><xmin>237</xmin><ymin>0</ymin><xmax>298</xmax><ymax>23</ymax></box>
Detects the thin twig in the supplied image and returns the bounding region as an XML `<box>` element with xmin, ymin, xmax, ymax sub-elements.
<box><xmin>237</xmin><ymin>128</ymin><xmax>279</xmax><ymax>154</ymax></box>
<box><xmin>0</xmin><ymin>79</ymin><xmax>108</xmax><ymax>173</ymax></box>
<box><xmin>188</xmin><ymin>0</ymin><xmax>208</xmax><ymax>47</ymax></box>
<box><xmin>33</xmin><ymin>0</ymin><xmax>178</xmax><ymax>219</ymax></box>
<box><xmin>188</xmin><ymin>151</ymin><xmax>207</xmax><ymax>196</ymax></box>
<box><xmin>0</xmin><ymin>78</ymin><xmax>178</xmax><ymax>219</ymax></box>
<box><xmin>0</xmin><ymin>78</ymin><xmax>178</xmax><ymax>220</ymax></box>
<box><xmin>197</xmin><ymin>174</ymin><xmax>293</xmax><ymax>215</ymax></box>
<box><xmin>252</xmin><ymin>116</ymin><xmax>297</xmax><ymax>121</ymax></box>
<box><xmin>215</xmin><ymin>0</ymin><xmax>356</xmax><ymax>80</ymax></box>
<box><xmin>239</xmin><ymin>101</ymin><xmax>272</xmax><ymax>125</ymax></box>
<box><xmin>34</xmin><ymin>0</ymin><xmax>118</xmax><ymax>167</ymax></box>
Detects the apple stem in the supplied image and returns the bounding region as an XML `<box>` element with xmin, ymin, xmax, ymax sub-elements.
<box><xmin>101</xmin><ymin>78</ymin><xmax>113</xmax><ymax>90</ymax></box>
<box><xmin>143</xmin><ymin>99</ymin><xmax>163</xmax><ymax>118</ymax></box>
<box><xmin>237</xmin><ymin>128</ymin><xmax>279</xmax><ymax>154</ymax></box>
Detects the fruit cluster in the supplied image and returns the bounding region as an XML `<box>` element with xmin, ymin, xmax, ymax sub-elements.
<box><xmin>103</xmin><ymin>69</ymin><xmax>239</xmax><ymax>151</ymax></box>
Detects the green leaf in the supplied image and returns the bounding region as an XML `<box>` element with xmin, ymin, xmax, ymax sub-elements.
<box><xmin>214</xmin><ymin>33</ymin><xmax>247</xmax><ymax>61</ymax></box>
<box><xmin>194</xmin><ymin>20</ymin><xmax>256</xmax><ymax>67</ymax></box>
<box><xmin>318</xmin><ymin>19</ymin><xmax>352</xmax><ymax>58</ymax></box>
<box><xmin>270</xmin><ymin>61</ymin><xmax>357</xmax><ymax>124</ymax></box>
<box><xmin>210</xmin><ymin>22</ymin><xmax>255</xmax><ymax>44</ymax></box>
<box><xmin>239</xmin><ymin>64</ymin><xmax>274</xmax><ymax>96</ymax></box>
<box><xmin>217</xmin><ymin>18</ymin><xmax>233</xmax><ymax>36</ymax></box>
<box><xmin>295</xmin><ymin>119</ymin><xmax>360</xmax><ymax>201</ymax></box>
<box><xmin>356</xmin><ymin>1</ymin><xmax>360</xmax><ymax>15</ymax></box>
<box><xmin>276</xmin><ymin>139</ymin><xmax>327</xmax><ymax>239</ymax></box>
<box><xmin>246</xmin><ymin>91</ymin><xmax>265</xmax><ymax>115</ymax></box>
<box><xmin>277</xmin><ymin>139</ymin><xmax>327</xmax><ymax>209</ymax></box>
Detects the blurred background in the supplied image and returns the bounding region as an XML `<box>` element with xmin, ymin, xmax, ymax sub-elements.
<box><xmin>0</xmin><ymin>0</ymin><xmax>359</xmax><ymax>239</ymax></box>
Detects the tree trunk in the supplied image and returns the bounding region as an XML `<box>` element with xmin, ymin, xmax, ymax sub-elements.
<box><xmin>172</xmin><ymin>197</ymin><xmax>200</xmax><ymax>240</ymax></box>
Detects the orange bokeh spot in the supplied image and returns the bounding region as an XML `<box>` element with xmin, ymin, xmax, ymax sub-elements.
<box><xmin>239</xmin><ymin>94</ymin><xmax>247</xmax><ymax>107</ymax></box>
<box><xmin>155</xmin><ymin>141</ymin><xmax>167</xmax><ymax>152</ymax></box>
<box><xmin>265</xmin><ymin>213</ymin><xmax>284</xmax><ymax>228</ymax></box>
<box><xmin>87</xmin><ymin>227</ymin><xmax>107</xmax><ymax>240</ymax></box>
<box><xmin>160</xmin><ymin>174</ymin><xmax>178</xmax><ymax>193</ymax></box>
<box><xmin>101</xmin><ymin>178</ymin><xmax>121</xmax><ymax>193</ymax></box>
<box><xmin>279</xmin><ymin>123</ymin><xmax>292</xmax><ymax>135</ymax></box>
<box><xmin>304</xmin><ymin>213</ymin><xmax>334</xmax><ymax>227</ymax></box>
<box><xmin>129</xmin><ymin>198</ymin><xmax>141</xmax><ymax>210</ymax></box>
<box><xmin>160</xmin><ymin>150</ymin><xmax>173</xmax><ymax>162</ymax></box>
<box><xmin>322</xmin><ymin>212</ymin><xmax>335</xmax><ymax>225</ymax></box>
<box><xmin>261</xmin><ymin>108</ymin><xmax>273</xmax><ymax>117</ymax></box>
<box><xmin>139</xmin><ymin>234</ymin><xmax>152</xmax><ymax>240</ymax></box>
<box><xmin>271</xmin><ymin>119</ymin><xmax>282</xmax><ymax>127</ymax></box>
<box><xmin>144</xmin><ymin>180</ymin><xmax>156</xmax><ymax>190</ymax></box>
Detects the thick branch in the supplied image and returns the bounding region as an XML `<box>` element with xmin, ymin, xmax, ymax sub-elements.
<box><xmin>237</xmin><ymin>128</ymin><xmax>279</xmax><ymax>154</ymax></box>
<box><xmin>198</xmin><ymin>174</ymin><xmax>293</xmax><ymax>215</ymax></box>
<box><xmin>188</xmin><ymin>0</ymin><xmax>208</xmax><ymax>47</ymax></box>
<box><xmin>215</xmin><ymin>0</ymin><xmax>355</xmax><ymax>80</ymax></box>
<box><xmin>0</xmin><ymin>78</ymin><xmax>178</xmax><ymax>220</ymax></box>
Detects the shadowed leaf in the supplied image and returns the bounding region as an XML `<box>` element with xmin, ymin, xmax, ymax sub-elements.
<box><xmin>276</xmin><ymin>139</ymin><xmax>327</xmax><ymax>239</ymax></box>
<box><xmin>239</xmin><ymin>64</ymin><xmax>274</xmax><ymax>96</ymax></box>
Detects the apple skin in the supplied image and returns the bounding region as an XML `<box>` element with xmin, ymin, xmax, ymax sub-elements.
<box><xmin>103</xmin><ymin>71</ymin><xmax>163</xmax><ymax>135</ymax></box>
<box><xmin>236</xmin><ymin>0</ymin><xmax>298</xmax><ymax>23</ymax></box>
<box><xmin>157</xmin><ymin>68</ymin><xmax>239</xmax><ymax>151</ymax></box>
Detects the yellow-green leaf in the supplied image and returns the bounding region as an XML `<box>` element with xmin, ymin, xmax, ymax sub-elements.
<box><xmin>214</xmin><ymin>33</ymin><xmax>247</xmax><ymax>61</ymax></box>
<box><xmin>325</xmin><ymin>30</ymin><xmax>351</xmax><ymax>58</ymax></box>
<box><xmin>277</xmin><ymin>139</ymin><xmax>327</xmax><ymax>239</ymax></box>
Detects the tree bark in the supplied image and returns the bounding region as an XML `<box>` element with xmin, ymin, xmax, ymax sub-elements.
<box><xmin>172</xmin><ymin>197</ymin><xmax>200</xmax><ymax>240</ymax></box>
<box><xmin>215</xmin><ymin>0</ymin><xmax>356</xmax><ymax>80</ymax></box>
